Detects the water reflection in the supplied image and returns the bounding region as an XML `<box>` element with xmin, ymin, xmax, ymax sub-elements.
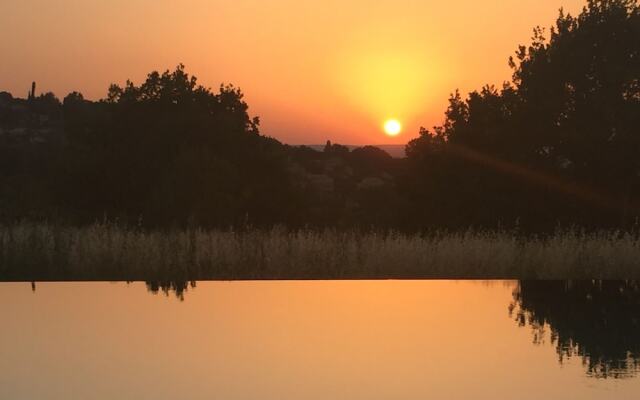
<box><xmin>144</xmin><ymin>280</ymin><xmax>197</xmax><ymax>300</ymax></box>
<box><xmin>21</xmin><ymin>278</ymin><xmax>640</xmax><ymax>380</ymax></box>
<box><xmin>5</xmin><ymin>280</ymin><xmax>640</xmax><ymax>399</ymax></box>
<box><xmin>511</xmin><ymin>280</ymin><xmax>640</xmax><ymax>378</ymax></box>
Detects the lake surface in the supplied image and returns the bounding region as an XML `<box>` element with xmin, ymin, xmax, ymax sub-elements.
<box><xmin>1</xmin><ymin>280</ymin><xmax>639</xmax><ymax>399</ymax></box>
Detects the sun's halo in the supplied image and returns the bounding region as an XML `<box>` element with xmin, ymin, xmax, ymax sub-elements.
<box><xmin>383</xmin><ymin>119</ymin><xmax>402</xmax><ymax>136</ymax></box>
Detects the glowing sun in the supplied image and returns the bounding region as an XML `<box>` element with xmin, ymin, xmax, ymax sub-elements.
<box><xmin>383</xmin><ymin>119</ymin><xmax>402</xmax><ymax>136</ymax></box>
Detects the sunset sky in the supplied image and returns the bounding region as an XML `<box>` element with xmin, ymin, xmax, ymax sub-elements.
<box><xmin>2</xmin><ymin>0</ymin><xmax>585</xmax><ymax>144</ymax></box>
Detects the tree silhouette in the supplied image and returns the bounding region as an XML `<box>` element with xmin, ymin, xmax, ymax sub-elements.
<box><xmin>57</xmin><ymin>65</ymin><xmax>295</xmax><ymax>227</ymax></box>
<box><xmin>1</xmin><ymin>0</ymin><xmax>639</xmax><ymax>231</ymax></box>
<box><xmin>404</xmin><ymin>0</ymin><xmax>640</xmax><ymax>230</ymax></box>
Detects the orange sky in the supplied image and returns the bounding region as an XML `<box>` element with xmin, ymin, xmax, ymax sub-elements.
<box><xmin>1</xmin><ymin>0</ymin><xmax>585</xmax><ymax>144</ymax></box>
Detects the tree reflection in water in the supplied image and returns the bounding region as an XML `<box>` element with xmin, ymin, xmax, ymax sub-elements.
<box><xmin>144</xmin><ymin>280</ymin><xmax>197</xmax><ymax>301</ymax></box>
<box><xmin>510</xmin><ymin>280</ymin><xmax>640</xmax><ymax>378</ymax></box>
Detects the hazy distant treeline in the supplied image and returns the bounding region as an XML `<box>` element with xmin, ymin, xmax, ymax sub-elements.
<box><xmin>1</xmin><ymin>0</ymin><xmax>639</xmax><ymax>232</ymax></box>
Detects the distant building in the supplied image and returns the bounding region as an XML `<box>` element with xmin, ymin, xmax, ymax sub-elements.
<box><xmin>28</xmin><ymin>82</ymin><xmax>36</xmax><ymax>100</ymax></box>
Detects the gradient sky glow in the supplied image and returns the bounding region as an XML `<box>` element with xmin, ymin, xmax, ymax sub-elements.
<box><xmin>1</xmin><ymin>0</ymin><xmax>585</xmax><ymax>144</ymax></box>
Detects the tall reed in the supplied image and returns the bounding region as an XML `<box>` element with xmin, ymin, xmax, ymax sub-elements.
<box><xmin>1</xmin><ymin>222</ymin><xmax>639</xmax><ymax>280</ymax></box>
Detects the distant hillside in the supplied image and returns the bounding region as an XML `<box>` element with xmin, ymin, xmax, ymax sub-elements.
<box><xmin>305</xmin><ymin>144</ymin><xmax>406</xmax><ymax>158</ymax></box>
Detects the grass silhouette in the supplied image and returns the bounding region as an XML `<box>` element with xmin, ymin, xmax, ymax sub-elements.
<box><xmin>1</xmin><ymin>222</ymin><xmax>639</xmax><ymax>281</ymax></box>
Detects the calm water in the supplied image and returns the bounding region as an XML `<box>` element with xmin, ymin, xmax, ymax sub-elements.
<box><xmin>1</xmin><ymin>280</ymin><xmax>639</xmax><ymax>399</ymax></box>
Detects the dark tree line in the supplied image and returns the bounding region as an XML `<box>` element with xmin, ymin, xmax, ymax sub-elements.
<box><xmin>0</xmin><ymin>66</ymin><xmax>403</xmax><ymax>229</ymax></box>
<box><xmin>1</xmin><ymin>0</ymin><xmax>639</xmax><ymax>231</ymax></box>
<box><xmin>404</xmin><ymin>0</ymin><xmax>640</xmax><ymax>230</ymax></box>
<box><xmin>57</xmin><ymin>66</ymin><xmax>295</xmax><ymax>227</ymax></box>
